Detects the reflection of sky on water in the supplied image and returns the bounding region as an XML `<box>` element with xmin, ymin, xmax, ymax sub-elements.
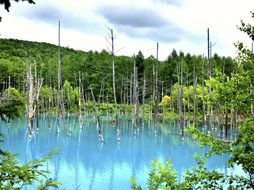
<box><xmin>0</xmin><ymin>116</ymin><xmax>232</xmax><ymax>189</ymax></box>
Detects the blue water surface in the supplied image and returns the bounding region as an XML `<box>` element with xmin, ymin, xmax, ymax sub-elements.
<box><xmin>0</xmin><ymin>115</ymin><xmax>230</xmax><ymax>190</ymax></box>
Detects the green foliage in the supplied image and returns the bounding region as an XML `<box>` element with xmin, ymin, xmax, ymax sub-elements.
<box><xmin>136</xmin><ymin>50</ymin><xmax>145</xmax><ymax>79</ymax></box>
<box><xmin>163</xmin><ymin>112</ymin><xmax>178</xmax><ymax>120</ymax></box>
<box><xmin>130</xmin><ymin>160</ymin><xmax>187</xmax><ymax>190</ymax></box>
<box><xmin>0</xmin><ymin>87</ymin><xmax>25</xmax><ymax>121</ymax></box>
<box><xmin>146</xmin><ymin>160</ymin><xmax>179</xmax><ymax>190</ymax></box>
<box><xmin>0</xmin><ymin>38</ymin><xmax>234</xmax><ymax>111</ymax></box>
<box><xmin>159</xmin><ymin>95</ymin><xmax>171</xmax><ymax>108</ymax></box>
<box><xmin>131</xmin><ymin>118</ymin><xmax>254</xmax><ymax>189</ymax></box>
<box><xmin>130</xmin><ymin>177</ymin><xmax>142</xmax><ymax>190</ymax></box>
<box><xmin>170</xmin><ymin>83</ymin><xmax>204</xmax><ymax>113</ymax></box>
<box><xmin>203</xmin><ymin>71</ymin><xmax>253</xmax><ymax>114</ymax></box>
<box><xmin>228</xmin><ymin>118</ymin><xmax>254</xmax><ymax>176</ymax></box>
<box><xmin>0</xmin><ymin>148</ymin><xmax>61</xmax><ymax>190</ymax></box>
<box><xmin>185</xmin><ymin>120</ymin><xmax>254</xmax><ymax>189</ymax></box>
<box><xmin>186</xmin><ymin>126</ymin><xmax>230</xmax><ymax>157</ymax></box>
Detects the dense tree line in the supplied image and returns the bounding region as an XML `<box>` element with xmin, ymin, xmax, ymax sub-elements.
<box><xmin>0</xmin><ymin>38</ymin><xmax>236</xmax><ymax>115</ymax></box>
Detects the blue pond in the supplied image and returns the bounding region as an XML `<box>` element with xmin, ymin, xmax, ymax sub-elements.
<box><xmin>0</xmin><ymin>116</ymin><xmax>230</xmax><ymax>189</ymax></box>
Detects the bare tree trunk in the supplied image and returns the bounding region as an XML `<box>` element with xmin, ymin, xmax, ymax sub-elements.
<box><xmin>109</xmin><ymin>28</ymin><xmax>117</xmax><ymax>106</ymax></box>
<box><xmin>8</xmin><ymin>76</ymin><xmax>10</xmax><ymax>101</ymax></box>
<box><xmin>225</xmin><ymin>111</ymin><xmax>228</xmax><ymax>139</ymax></box>
<box><xmin>123</xmin><ymin>79</ymin><xmax>127</xmax><ymax>114</ymax></box>
<box><xmin>106</xmin><ymin>27</ymin><xmax>120</xmax><ymax>138</ymax></box>
<box><xmin>57</xmin><ymin>20</ymin><xmax>63</xmax><ymax>132</ymax></box>
<box><xmin>207</xmin><ymin>28</ymin><xmax>211</xmax><ymax>131</ymax></box>
<box><xmin>132</xmin><ymin>56</ymin><xmax>139</xmax><ymax>135</ymax></box>
<box><xmin>193</xmin><ymin>66</ymin><xmax>197</xmax><ymax>126</ymax></box>
<box><xmin>153</xmin><ymin>43</ymin><xmax>159</xmax><ymax>134</ymax></box>
<box><xmin>207</xmin><ymin>28</ymin><xmax>214</xmax><ymax>132</ymax></box>
<box><xmin>129</xmin><ymin>74</ymin><xmax>133</xmax><ymax>106</ymax></box>
<box><xmin>27</xmin><ymin>64</ymin><xmax>34</xmax><ymax>136</ymax></box>
<box><xmin>120</xmin><ymin>76</ymin><xmax>124</xmax><ymax>105</ymax></box>
<box><xmin>161</xmin><ymin>81</ymin><xmax>164</xmax><ymax>99</ymax></box>
<box><xmin>90</xmin><ymin>86</ymin><xmax>104</xmax><ymax>143</ymax></box>
<box><xmin>155</xmin><ymin>42</ymin><xmax>159</xmax><ymax>116</ymax></box>
<box><xmin>202</xmin><ymin>56</ymin><xmax>206</xmax><ymax>131</ymax></box>
<box><xmin>152</xmin><ymin>54</ymin><xmax>155</xmax><ymax>112</ymax></box>
<box><xmin>170</xmin><ymin>80</ymin><xmax>173</xmax><ymax>111</ymax></box>
<box><xmin>78</xmin><ymin>71</ymin><xmax>82</xmax><ymax>124</ymax></box>
<box><xmin>142</xmin><ymin>73</ymin><xmax>146</xmax><ymax>126</ymax></box>
<box><xmin>180</xmin><ymin>59</ymin><xmax>184</xmax><ymax>136</ymax></box>
<box><xmin>177</xmin><ymin>59</ymin><xmax>184</xmax><ymax>136</ymax></box>
<box><xmin>27</xmin><ymin>62</ymin><xmax>43</xmax><ymax>137</ymax></box>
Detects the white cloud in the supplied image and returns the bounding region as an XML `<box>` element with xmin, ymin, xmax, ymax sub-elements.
<box><xmin>0</xmin><ymin>0</ymin><xmax>253</xmax><ymax>60</ymax></box>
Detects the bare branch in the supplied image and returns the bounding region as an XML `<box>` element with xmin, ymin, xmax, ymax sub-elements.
<box><xmin>115</xmin><ymin>46</ymin><xmax>125</xmax><ymax>54</ymax></box>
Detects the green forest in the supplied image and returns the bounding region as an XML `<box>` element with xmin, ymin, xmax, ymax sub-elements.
<box><xmin>0</xmin><ymin>38</ymin><xmax>238</xmax><ymax>117</ymax></box>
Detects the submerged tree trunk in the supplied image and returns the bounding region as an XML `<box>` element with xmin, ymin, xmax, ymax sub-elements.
<box><xmin>27</xmin><ymin>64</ymin><xmax>34</xmax><ymax>136</ymax></box>
<box><xmin>202</xmin><ymin>56</ymin><xmax>206</xmax><ymax>131</ymax></box>
<box><xmin>225</xmin><ymin>112</ymin><xmax>228</xmax><ymax>139</ymax></box>
<box><xmin>132</xmin><ymin>56</ymin><xmax>139</xmax><ymax>135</ymax></box>
<box><xmin>155</xmin><ymin>42</ymin><xmax>159</xmax><ymax>117</ymax></box>
<box><xmin>153</xmin><ymin>43</ymin><xmax>159</xmax><ymax>134</ymax></box>
<box><xmin>177</xmin><ymin>58</ymin><xmax>184</xmax><ymax>136</ymax></box>
<box><xmin>193</xmin><ymin>65</ymin><xmax>197</xmax><ymax>126</ymax></box>
<box><xmin>107</xmin><ymin>27</ymin><xmax>120</xmax><ymax>140</ymax></box>
<box><xmin>78</xmin><ymin>71</ymin><xmax>82</xmax><ymax>126</ymax></box>
<box><xmin>90</xmin><ymin>86</ymin><xmax>104</xmax><ymax>143</ymax></box>
<box><xmin>142</xmin><ymin>73</ymin><xmax>146</xmax><ymax>126</ymax></box>
<box><xmin>27</xmin><ymin>63</ymin><xmax>43</xmax><ymax>137</ymax></box>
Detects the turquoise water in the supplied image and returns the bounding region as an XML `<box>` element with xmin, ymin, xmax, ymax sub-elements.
<box><xmin>0</xmin><ymin>116</ymin><xmax>230</xmax><ymax>189</ymax></box>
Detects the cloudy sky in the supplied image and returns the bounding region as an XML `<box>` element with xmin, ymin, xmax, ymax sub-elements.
<box><xmin>0</xmin><ymin>0</ymin><xmax>253</xmax><ymax>60</ymax></box>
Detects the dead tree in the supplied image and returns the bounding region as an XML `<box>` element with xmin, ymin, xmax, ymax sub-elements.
<box><xmin>193</xmin><ymin>65</ymin><xmax>197</xmax><ymax>125</ymax></box>
<box><xmin>207</xmin><ymin>28</ymin><xmax>215</xmax><ymax>131</ymax></box>
<box><xmin>132</xmin><ymin>55</ymin><xmax>139</xmax><ymax>135</ymax></box>
<box><xmin>142</xmin><ymin>73</ymin><xmax>146</xmax><ymax>126</ymax></box>
<box><xmin>106</xmin><ymin>26</ymin><xmax>120</xmax><ymax>139</ymax></box>
<box><xmin>90</xmin><ymin>86</ymin><xmax>104</xmax><ymax>143</ymax></box>
<box><xmin>26</xmin><ymin>62</ymin><xmax>43</xmax><ymax>136</ymax></box>
<box><xmin>201</xmin><ymin>55</ymin><xmax>206</xmax><ymax>130</ymax></box>
<box><xmin>153</xmin><ymin>43</ymin><xmax>159</xmax><ymax>134</ymax></box>
<box><xmin>106</xmin><ymin>27</ymin><xmax>117</xmax><ymax>106</ymax></box>
<box><xmin>177</xmin><ymin>59</ymin><xmax>184</xmax><ymax>136</ymax></box>
<box><xmin>78</xmin><ymin>71</ymin><xmax>82</xmax><ymax>124</ymax></box>
<box><xmin>155</xmin><ymin>43</ymin><xmax>159</xmax><ymax>116</ymax></box>
<box><xmin>57</xmin><ymin>20</ymin><xmax>64</xmax><ymax>132</ymax></box>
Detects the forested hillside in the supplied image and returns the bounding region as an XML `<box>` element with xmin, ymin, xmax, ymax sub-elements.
<box><xmin>0</xmin><ymin>38</ymin><xmax>235</xmax><ymax>111</ymax></box>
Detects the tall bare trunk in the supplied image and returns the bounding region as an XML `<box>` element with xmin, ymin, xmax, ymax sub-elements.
<box><xmin>155</xmin><ymin>42</ymin><xmax>159</xmax><ymax>116</ymax></box>
<box><xmin>57</xmin><ymin>20</ymin><xmax>63</xmax><ymax>131</ymax></box>
<box><xmin>207</xmin><ymin>28</ymin><xmax>211</xmax><ymax>131</ymax></box>
<box><xmin>132</xmin><ymin>56</ymin><xmax>139</xmax><ymax>134</ymax></box>
<box><xmin>193</xmin><ymin>65</ymin><xmax>197</xmax><ymax>126</ymax></box>
<box><xmin>106</xmin><ymin>27</ymin><xmax>120</xmax><ymax>138</ymax></box>
<box><xmin>202</xmin><ymin>55</ymin><xmax>206</xmax><ymax>130</ymax></box>
<box><xmin>177</xmin><ymin>59</ymin><xmax>184</xmax><ymax>136</ymax></box>
<box><xmin>27</xmin><ymin>64</ymin><xmax>34</xmax><ymax>135</ymax></box>
<box><xmin>27</xmin><ymin>62</ymin><xmax>43</xmax><ymax>136</ymax></box>
<box><xmin>142</xmin><ymin>73</ymin><xmax>146</xmax><ymax>126</ymax></box>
